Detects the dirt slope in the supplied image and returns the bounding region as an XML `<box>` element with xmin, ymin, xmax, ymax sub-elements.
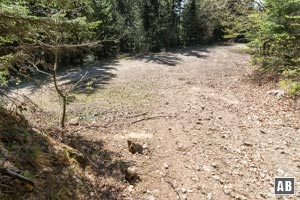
<box><xmin>17</xmin><ymin>44</ymin><xmax>300</xmax><ymax>200</ymax></box>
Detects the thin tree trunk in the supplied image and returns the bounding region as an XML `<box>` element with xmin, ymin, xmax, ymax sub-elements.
<box><xmin>53</xmin><ymin>49</ymin><xmax>67</xmax><ymax>129</ymax></box>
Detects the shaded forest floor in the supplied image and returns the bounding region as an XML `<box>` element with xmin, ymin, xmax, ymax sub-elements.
<box><xmin>3</xmin><ymin>44</ymin><xmax>300</xmax><ymax>199</ymax></box>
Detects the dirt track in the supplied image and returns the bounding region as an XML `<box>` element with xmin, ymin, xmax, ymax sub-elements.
<box><xmin>20</xmin><ymin>44</ymin><xmax>300</xmax><ymax>199</ymax></box>
<box><xmin>109</xmin><ymin>44</ymin><xmax>300</xmax><ymax>200</ymax></box>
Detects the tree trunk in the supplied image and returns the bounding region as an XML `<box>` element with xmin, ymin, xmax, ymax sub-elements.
<box><xmin>53</xmin><ymin>50</ymin><xmax>67</xmax><ymax>129</ymax></box>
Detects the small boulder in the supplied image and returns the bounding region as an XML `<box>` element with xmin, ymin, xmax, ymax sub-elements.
<box><xmin>148</xmin><ymin>195</ymin><xmax>156</xmax><ymax>200</ymax></box>
<box><xmin>164</xmin><ymin>163</ymin><xmax>169</xmax><ymax>169</ymax></box>
<box><xmin>207</xmin><ymin>193</ymin><xmax>213</xmax><ymax>200</ymax></box>
<box><xmin>124</xmin><ymin>166</ymin><xmax>140</xmax><ymax>183</ymax></box>
<box><xmin>224</xmin><ymin>184</ymin><xmax>233</xmax><ymax>195</ymax></box>
<box><xmin>69</xmin><ymin>117</ymin><xmax>80</xmax><ymax>126</ymax></box>
<box><xmin>267</xmin><ymin>89</ymin><xmax>285</xmax><ymax>98</ymax></box>
<box><xmin>128</xmin><ymin>140</ymin><xmax>143</xmax><ymax>154</ymax></box>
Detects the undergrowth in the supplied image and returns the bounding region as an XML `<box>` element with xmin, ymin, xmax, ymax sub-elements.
<box><xmin>0</xmin><ymin>107</ymin><xmax>130</xmax><ymax>200</ymax></box>
<box><xmin>252</xmin><ymin>53</ymin><xmax>300</xmax><ymax>96</ymax></box>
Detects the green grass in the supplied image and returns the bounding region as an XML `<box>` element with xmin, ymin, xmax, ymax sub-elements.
<box><xmin>26</xmin><ymin>81</ymin><xmax>153</xmax><ymax>125</ymax></box>
<box><xmin>280</xmin><ymin>79</ymin><xmax>300</xmax><ymax>95</ymax></box>
<box><xmin>231</xmin><ymin>45</ymin><xmax>254</xmax><ymax>54</ymax></box>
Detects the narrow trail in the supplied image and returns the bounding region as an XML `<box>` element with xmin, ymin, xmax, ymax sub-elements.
<box><xmin>18</xmin><ymin>44</ymin><xmax>300</xmax><ymax>199</ymax></box>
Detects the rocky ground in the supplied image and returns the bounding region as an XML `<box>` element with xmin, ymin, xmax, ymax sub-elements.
<box><xmin>11</xmin><ymin>44</ymin><xmax>300</xmax><ymax>200</ymax></box>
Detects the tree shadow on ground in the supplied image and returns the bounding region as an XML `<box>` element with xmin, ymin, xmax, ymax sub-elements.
<box><xmin>133</xmin><ymin>46</ymin><xmax>210</xmax><ymax>66</ymax></box>
<box><xmin>0</xmin><ymin>108</ymin><xmax>132</xmax><ymax>200</ymax></box>
<box><xmin>135</xmin><ymin>53</ymin><xmax>182</xmax><ymax>66</ymax></box>
<box><xmin>180</xmin><ymin>49</ymin><xmax>209</xmax><ymax>58</ymax></box>
<box><xmin>10</xmin><ymin>59</ymin><xmax>119</xmax><ymax>95</ymax></box>
<box><xmin>58</xmin><ymin>61</ymin><xmax>118</xmax><ymax>94</ymax></box>
<box><xmin>174</xmin><ymin>46</ymin><xmax>210</xmax><ymax>59</ymax></box>
<box><xmin>64</xmin><ymin>134</ymin><xmax>131</xmax><ymax>181</ymax></box>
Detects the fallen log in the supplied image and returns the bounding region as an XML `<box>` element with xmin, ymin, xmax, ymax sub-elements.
<box><xmin>0</xmin><ymin>167</ymin><xmax>34</xmax><ymax>192</ymax></box>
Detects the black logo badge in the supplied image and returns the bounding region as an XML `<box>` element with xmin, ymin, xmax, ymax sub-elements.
<box><xmin>275</xmin><ymin>178</ymin><xmax>295</xmax><ymax>195</ymax></box>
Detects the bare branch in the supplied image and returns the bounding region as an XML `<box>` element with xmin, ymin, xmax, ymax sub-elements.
<box><xmin>70</xmin><ymin>71</ymin><xmax>89</xmax><ymax>91</ymax></box>
<box><xmin>27</xmin><ymin>60</ymin><xmax>52</xmax><ymax>77</ymax></box>
<box><xmin>0</xmin><ymin>167</ymin><xmax>34</xmax><ymax>188</ymax></box>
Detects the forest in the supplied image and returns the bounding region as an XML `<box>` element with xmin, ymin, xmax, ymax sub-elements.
<box><xmin>0</xmin><ymin>0</ymin><xmax>300</xmax><ymax>199</ymax></box>
<box><xmin>1</xmin><ymin>0</ymin><xmax>300</xmax><ymax>92</ymax></box>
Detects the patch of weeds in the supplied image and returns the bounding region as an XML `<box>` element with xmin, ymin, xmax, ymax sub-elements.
<box><xmin>279</xmin><ymin>79</ymin><xmax>300</xmax><ymax>95</ymax></box>
<box><xmin>69</xmin><ymin>83</ymin><xmax>153</xmax><ymax>116</ymax></box>
<box><xmin>279</xmin><ymin>68</ymin><xmax>300</xmax><ymax>95</ymax></box>
<box><xmin>66</xmin><ymin>95</ymin><xmax>76</xmax><ymax>105</ymax></box>
<box><xmin>92</xmin><ymin>110</ymin><xmax>105</xmax><ymax>117</ymax></box>
<box><xmin>0</xmin><ymin>108</ymin><xmax>129</xmax><ymax>199</ymax></box>
<box><xmin>23</xmin><ymin>170</ymin><xmax>34</xmax><ymax>180</ymax></box>
<box><xmin>232</xmin><ymin>45</ymin><xmax>254</xmax><ymax>54</ymax></box>
<box><xmin>85</xmin><ymin>78</ymin><xmax>96</xmax><ymax>90</ymax></box>
<box><xmin>289</xmin><ymin>83</ymin><xmax>300</xmax><ymax>95</ymax></box>
<box><xmin>50</xmin><ymin>186</ymin><xmax>72</xmax><ymax>200</ymax></box>
<box><xmin>26</xmin><ymin>145</ymin><xmax>41</xmax><ymax>161</ymax></box>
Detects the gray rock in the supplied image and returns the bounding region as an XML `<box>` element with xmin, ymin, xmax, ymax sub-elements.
<box><xmin>125</xmin><ymin>166</ymin><xmax>140</xmax><ymax>183</ymax></box>
<box><xmin>234</xmin><ymin>194</ymin><xmax>247</xmax><ymax>200</ymax></box>
<box><xmin>277</xmin><ymin>168</ymin><xmax>285</xmax><ymax>176</ymax></box>
<box><xmin>42</xmin><ymin>167</ymin><xmax>53</xmax><ymax>173</ymax></box>
<box><xmin>260</xmin><ymin>130</ymin><xmax>267</xmax><ymax>134</ymax></box>
<box><xmin>181</xmin><ymin>194</ymin><xmax>187</xmax><ymax>200</ymax></box>
<box><xmin>260</xmin><ymin>172</ymin><xmax>266</xmax><ymax>178</ymax></box>
<box><xmin>259</xmin><ymin>143</ymin><xmax>268</xmax><ymax>148</ymax></box>
<box><xmin>267</xmin><ymin>89</ymin><xmax>285</xmax><ymax>97</ymax></box>
<box><xmin>69</xmin><ymin>117</ymin><xmax>80</xmax><ymax>126</ymax></box>
<box><xmin>127</xmin><ymin>185</ymin><xmax>134</xmax><ymax>193</ymax></box>
<box><xmin>206</xmin><ymin>193</ymin><xmax>213</xmax><ymax>200</ymax></box>
<box><xmin>211</xmin><ymin>163</ymin><xmax>218</xmax><ymax>168</ymax></box>
<box><xmin>164</xmin><ymin>163</ymin><xmax>169</xmax><ymax>169</ymax></box>
<box><xmin>194</xmin><ymin>164</ymin><xmax>201</xmax><ymax>171</ymax></box>
<box><xmin>224</xmin><ymin>184</ymin><xmax>233</xmax><ymax>195</ymax></box>
<box><xmin>212</xmin><ymin>175</ymin><xmax>220</xmax><ymax>181</ymax></box>
<box><xmin>222</xmin><ymin>134</ymin><xmax>228</xmax><ymax>138</ymax></box>
<box><xmin>240</xmin><ymin>160</ymin><xmax>248</xmax><ymax>165</ymax></box>
<box><xmin>75</xmin><ymin>177</ymin><xmax>84</xmax><ymax>185</ymax></box>
<box><xmin>192</xmin><ymin>176</ymin><xmax>200</xmax><ymax>182</ymax></box>
<box><xmin>148</xmin><ymin>195</ymin><xmax>156</xmax><ymax>200</ymax></box>
<box><xmin>243</xmin><ymin>140</ymin><xmax>253</xmax><ymax>147</ymax></box>
<box><xmin>202</xmin><ymin>165</ymin><xmax>212</xmax><ymax>172</ymax></box>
